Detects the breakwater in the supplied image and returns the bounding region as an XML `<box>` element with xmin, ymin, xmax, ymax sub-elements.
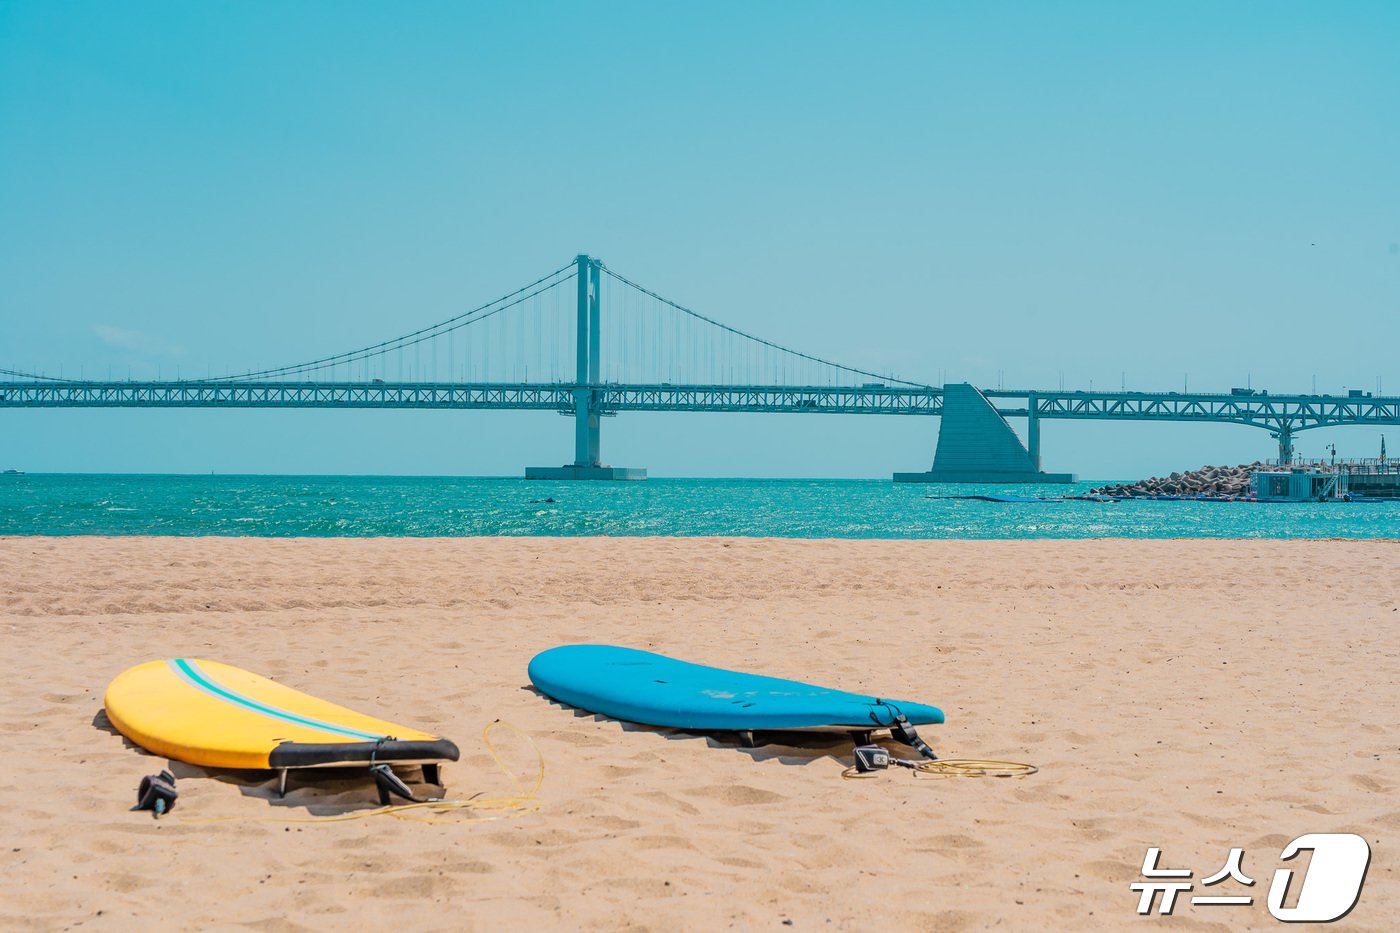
<box><xmin>1091</xmin><ymin>463</ymin><xmax>1263</xmax><ymax>499</ymax></box>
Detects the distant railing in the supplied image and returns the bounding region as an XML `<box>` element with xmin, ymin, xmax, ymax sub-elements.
<box><xmin>1266</xmin><ymin>457</ymin><xmax>1396</xmax><ymax>474</ymax></box>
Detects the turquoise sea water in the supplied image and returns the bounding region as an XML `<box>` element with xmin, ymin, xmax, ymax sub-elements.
<box><xmin>1</xmin><ymin>474</ymin><xmax>1397</xmax><ymax>538</ymax></box>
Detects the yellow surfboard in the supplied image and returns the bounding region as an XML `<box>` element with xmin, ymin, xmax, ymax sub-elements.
<box><xmin>105</xmin><ymin>659</ymin><xmax>459</xmax><ymax>775</ymax></box>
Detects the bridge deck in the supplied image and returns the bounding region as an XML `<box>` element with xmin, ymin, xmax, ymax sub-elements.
<box><xmin>3</xmin><ymin>381</ymin><xmax>1398</xmax><ymax>431</ymax></box>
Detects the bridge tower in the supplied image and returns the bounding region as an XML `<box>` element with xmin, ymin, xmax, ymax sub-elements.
<box><xmin>525</xmin><ymin>255</ymin><xmax>646</xmax><ymax>480</ymax></box>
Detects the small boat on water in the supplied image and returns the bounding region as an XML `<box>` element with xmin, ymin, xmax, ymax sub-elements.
<box><xmin>2</xmin><ymin>469</ymin><xmax>23</xmax><ymax>475</ymax></box>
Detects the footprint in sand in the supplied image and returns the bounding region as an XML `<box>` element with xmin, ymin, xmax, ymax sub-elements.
<box><xmin>599</xmin><ymin>764</ymin><xmax>647</xmax><ymax>780</ymax></box>
<box><xmin>549</xmin><ymin>731</ymin><xmax>610</xmax><ymax>748</ymax></box>
<box><xmin>590</xmin><ymin>815</ymin><xmax>642</xmax><ymax>831</ymax></box>
<box><xmin>636</xmin><ymin>790</ymin><xmax>701</xmax><ymax>816</ymax></box>
<box><xmin>716</xmin><ymin>855</ymin><xmax>765</xmax><ymax>869</ymax></box>
<box><xmin>686</xmin><ymin>784</ymin><xmax>784</xmax><ymax>806</ymax></box>
<box><xmin>437</xmin><ymin>859</ymin><xmax>497</xmax><ymax>874</ymax></box>
<box><xmin>635</xmin><ymin>833</ymin><xmax>697</xmax><ymax>851</ymax></box>
<box><xmin>1249</xmin><ymin>832</ymin><xmax>1295</xmax><ymax>850</ymax></box>
<box><xmin>923</xmin><ymin>833</ymin><xmax>986</xmax><ymax>850</ymax></box>
<box><xmin>1347</xmin><ymin>774</ymin><xmax>1389</xmax><ymax>793</ymax></box>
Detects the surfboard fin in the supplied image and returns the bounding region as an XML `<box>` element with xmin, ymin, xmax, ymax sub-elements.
<box><xmin>370</xmin><ymin>763</ymin><xmax>421</xmax><ymax>806</ymax></box>
<box><xmin>890</xmin><ymin>715</ymin><xmax>938</xmax><ymax>761</ymax></box>
<box><xmin>132</xmin><ymin>770</ymin><xmax>178</xmax><ymax>817</ymax></box>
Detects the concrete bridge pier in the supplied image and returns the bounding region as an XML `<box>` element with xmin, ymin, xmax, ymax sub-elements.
<box><xmin>526</xmin><ymin>255</ymin><xmax>646</xmax><ymax>481</ymax></box>
<box><xmin>894</xmin><ymin>383</ymin><xmax>1075</xmax><ymax>484</ymax></box>
<box><xmin>1027</xmin><ymin>392</ymin><xmax>1041</xmax><ymax>470</ymax></box>
<box><xmin>1271</xmin><ymin>421</ymin><xmax>1295</xmax><ymax>464</ymax></box>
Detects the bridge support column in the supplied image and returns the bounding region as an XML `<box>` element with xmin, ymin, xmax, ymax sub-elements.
<box><xmin>1274</xmin><ymin>422</ymin><xmax>1294</xmax><ymax>465</ymax></box>
<box><xmin>894</xmin><ymin>383</ymin><xmax>1075</xmax><ymax>484</ymax></box>
<box><xmin>1027</xmin><ymin>392</ymin><xmax>1041</xmax><ymax>471</ymax></box>
<box><xmin>526</xmin><ymin>254</ymin><xmax>646</xmax><ymax>480</ymax></box>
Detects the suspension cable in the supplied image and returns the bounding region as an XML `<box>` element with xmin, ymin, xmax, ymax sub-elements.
<box><xmin>0</xmin><ymin>367</ymin><xmax>79</xmax><ymax>382</ymax></box>
<box><xmin>601</xmin><ymin>266</ymin><xmax>929</xmax><ymax>388</ymax></box>
<box><xmin>210</xmin><ymin>263</ymin><xmax>578</xmax><ymax>382</ymax></box>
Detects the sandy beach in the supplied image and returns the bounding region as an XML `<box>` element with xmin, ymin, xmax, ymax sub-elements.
<box><xmin>1</xmin><ymin>536</ymin><xmax>1395</xmax><ymax>930</ymax></box>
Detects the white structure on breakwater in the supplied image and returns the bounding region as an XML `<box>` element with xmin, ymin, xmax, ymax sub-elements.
<box><xmin>1250</xmin><ymin>468</ymin><xmax>1348</xmax><ymax>501</ymax></box>
<box><xmin>1251</xmin><ymin>459</ymin><xmax>1400</xmax><ymax>501</ymax></box>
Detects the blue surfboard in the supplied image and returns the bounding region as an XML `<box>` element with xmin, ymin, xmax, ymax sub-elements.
<box><xmin>528</xmin><ymin>645</ymin><xmax>944</xmax><ymax>732</ymax></box>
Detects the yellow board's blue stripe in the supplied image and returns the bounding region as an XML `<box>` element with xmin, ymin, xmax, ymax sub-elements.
<box><xmin>169</xmin><ymin>659</ymin><xmax>385</xmax><ymax>742</ymax></box>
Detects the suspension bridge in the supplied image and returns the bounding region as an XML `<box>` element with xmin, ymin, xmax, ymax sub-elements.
<box><xmin>4</xmin><ymin>254</ymin><xmax>1398</xmax><ymax>480</ymax></box>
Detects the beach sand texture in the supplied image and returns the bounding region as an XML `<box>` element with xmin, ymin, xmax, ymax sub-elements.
<box><xmin>1</xmin><ymin>537</ymin><xmax>1396</xmax><ymax>931</ymax></box>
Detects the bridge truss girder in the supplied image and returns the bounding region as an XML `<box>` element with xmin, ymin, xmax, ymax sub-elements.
<box><xmin>995</xmin><ymin>391</ymin><xmax>1400</xmax><ymax>462</ymax></box>
<box><xmin>5</xmin><ymin>382</ymin><xmax>1398</xmax><ymax>430</ymax></box>
<box><xmin>998</xmin><ymin>391</ymin><xmax>1400</xmax><ymax>432</ymax></box>
<box><xmin>0</xmin><ymin>381</ymin><xmax>572</xmax><ymax>410</ymax></box>
<box><xmin>597</xmin><ymin>384</ymin><xmax>943</xmax><ymax>415</ymax></box>
<box><xmin>4</xmin><ymin>381</ymin><xmax>1397</xmax><ymax>465</ymax></box>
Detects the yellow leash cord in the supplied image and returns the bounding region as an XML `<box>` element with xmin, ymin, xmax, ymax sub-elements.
<box><xmin>180</xmin><ymin>720</ymin><xmax>544</xmax><ymax>825</ymax></box>
<box><xmin>842</xmin><ymin>757</ymin><xmax>1038</xmax><ymax>780</ymax></box>
<box><xmin>908</xmin><ymin>758</ymin><xmax>1038</xmax><ymax>778</ymax></box>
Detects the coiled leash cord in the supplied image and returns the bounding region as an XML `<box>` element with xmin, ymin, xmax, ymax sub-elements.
<box><xmin>841</xmin><ymin>756</ymin><xmax>1039</xmax><ymax>780</ymax></box>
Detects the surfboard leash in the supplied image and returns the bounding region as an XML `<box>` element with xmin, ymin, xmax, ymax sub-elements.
<box><xmin>841</xmin><ymin>756</ymin><xmax>1039</xmax><ymax>780</ymax></box>
<box><xmin>843</xmin><ymin>716</ymin><xmax>1037</xmax><ymax>780</ymax></box>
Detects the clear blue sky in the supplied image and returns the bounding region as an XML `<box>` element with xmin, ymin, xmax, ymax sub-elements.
<box><xmin>2</xmin><ymin>1</ymin><xmax>1396</xmax><ymax>478</ymax></box>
